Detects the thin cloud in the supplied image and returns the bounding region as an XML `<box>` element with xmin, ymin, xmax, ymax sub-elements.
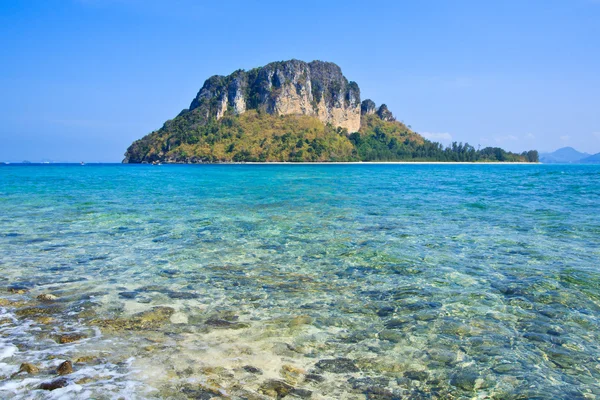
<box><xmin>525</xmin><ymin>133</ymin><xmax>535</xmax><ymax>139</ymax></box>
<box><xmin>560</xmin><ymin>135</ymin><xmax>571</xmax><ymax>141</ymax></box>
<box><xmin>421</xmin><ymin>132</ymin><xmax>452</xmax><ymax>142</ymax></box>
<box><xmin>593</xmin><ymin>132</ymin><xmax>600</xmax><ymax>139</ymax></box>
<box><xmin>495</xmin><ymin>135</ymin><xmax>518</xmax><ymax>143</ymax></box>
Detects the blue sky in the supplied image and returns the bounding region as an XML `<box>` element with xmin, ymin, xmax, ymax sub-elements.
<box><xmin>1</xmin><ymin>0</ymin><xmax>599</xmax><ymax>162</ymax></box>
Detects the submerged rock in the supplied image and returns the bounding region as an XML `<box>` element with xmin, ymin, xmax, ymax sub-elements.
<box><xmin>16</xmin><ymin>305</ymin><xmax>63</xmax><ymax>318</ymax></box>
<box><xmin>376</xmin><ymin>306</ymin><xmax>395</xmax><ymax>317</ymax></box>
<box><xmin>414</xmin><ymin>310</ymin><xmax>438</xmax><ymax>321</ymax></box>
<box><xmin>39</xmin><ymin>377</ymin><xmax>69</xmax><ymax>391</ymax></box>
<box><xmin>37</xmin><ymin>293</ymin><xmax>58</xmax><ymax>302</ymax></box>
<box><xmin>493</xmin><ymin>363</ymin><xmax>519</xmax><ymax>374</ymax></box>
<box><xmin>205</xmin><ymin>318</ymin><xmax>249</xmax><ymax>329</ymax></box>
<box><xmin>281</xmin><ymin>364</ymin><xmax>305</xmax><ymax>385</ymax></box>
<box><xmin>242</xmin><ymin>365</ymin><xmax>263</xmax><ymax>374</ymax></box>
<box><xmin>181</xmin><ymin>384</ymin><xmax>224</xmax><ymax>399</ymax></box>
<box><xmin>348</xmin><ymin>376</ymin><xmax>390</xmax><ymax>390</ymax></box>
<box><xmin>134</xmin><ymin>306</ymin><xmax>176</xmax><ymax>323</ymax></box>
<box><xmin>8</xmin><ymin>285</ymin><xmax>29</xmax><ymax>294</ymax></box>
<box><xmin>363</xmin><ymin>386</ymin><xmax>398</xmax><ymax>399</ymax></box>
<box><xmin>57</xmin><ymin>360</ymin><xmax>73</xmax><ymax>375</ymax></box>
<box><xmin>74</xmin><ymin>355</ymin><xmax>98</xmax><ymax>364</ymax></box>
<box><xmin>0</xmin><ymin>298</ymin><xmax>12</xmax><ymax>307</ymax></box>
<box><xmin>258</xmin><ymin>379</ymin><xmax>298</xmax><ymax>399</ymax></box>
<box><xmin>384</xmin><ymin>318</ymin><xmax>410</xmax><ymax>329</ymax></box>
<box><xmin>289</xmin><ymin>315</ymin><xmax>313</xmax><ymax>327</ymax></box>
<box><xmin>91</xmin><ymin>306</ymin><xmax>175</xmax><ymax>331</ymax></box>
<box><xmin>545</xmin><ymin>348</ymin><xmax>580</xmax><ymax>369</ymax></box>
<box><xmin>19</xmin><ymin>362</ymin><xmax>39</xmax><ymax>374</ymax></box>
<box><xmin>75</xmin><ymin>376</ymin><xmax>99</xmax><ymax>385</ymax></box>
<box><xmin>343</xmin><ymin>330</ymin><xmax>376</xmax><ymax>343</ymax></box>
<box><xmin>523</xmin><ymin>332</ymin><xmax>557</xmax><ymax>344</ymax></box>
<box><xmin>378</xmin><ymin>329</ymin><xmax>403</xmax><ymax>343</ymax></box>
<box><xmin>427</xmin><ymin>350</ymin><xmax>456</xmax><ymax>365</ymax></box>
<box><xmin>36</xmin><ymin>316</ymin><xmax>54</xmax><ymax>324</ymax></box>
<box><xmin>118</xmin><ymin>291</ymin><xmax>138</xmax><ymax>299</ymax></box>
<box><xmin>292</xmin><ymin>388</ymin><xmax>313</xmax><ymax>398</ymax></box>
<box><xmin>58</xmin><ymin>333</ymin><xmax>87</xmax><ymax>344</ymax></box>
<box><xmin>450</xmin><ymin>371</ymin><xmax>478</xmax><ymax>391</ymax></box>
<box><xmin>304</xmin><ymin>373</ymin><xmax>325</xmax><ymax>383</ymax></box>
<box><xmin>403</xmin><ymin>370</ymin><xmax>429</xmax><ymax>382</ymax></box>
<box><xmin>167</xmin><ymin>291</ymin><xmax>199</xmax><ymax>299</ymax></box>
<box><xmin>137</xmin><ymin>285</ymin><xmax>168</xmax><ymax>293</ymax></box>
<box><xmin>315</xmin><ymin>358</ymin><xmax>359</xmax><ymax>373</ymax></box>
<box><xmin>349</xmin><ymin>377</ymin><xmax>398</xmax><ymax>398</ymax></box>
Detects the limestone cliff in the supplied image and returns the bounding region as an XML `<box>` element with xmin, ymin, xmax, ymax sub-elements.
<box><xmin>187</xmin><ymin>60</ymin><xmax>361</xmax><ymax>132</ymax></box>
<box><xmin>361</xmin><ymin>99</ymin><xmax>377</xmax><ymax>116</ymax></box>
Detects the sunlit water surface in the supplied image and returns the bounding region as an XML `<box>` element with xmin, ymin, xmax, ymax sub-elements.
<box><xmin>0</xmin><ymin>164</ymin><xmax>599</xmax><ymax>399</ymax></box>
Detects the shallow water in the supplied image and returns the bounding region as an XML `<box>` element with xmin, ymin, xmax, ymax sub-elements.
<box><xmin>0</xmin><ymin>164</ymin><xmax>599</xmax><ymax>399</ymax></box>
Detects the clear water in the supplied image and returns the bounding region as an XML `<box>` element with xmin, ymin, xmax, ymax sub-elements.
<box><xmin>0</xmin><ymin>164</ymin><xmax>599</xmax><ymax>399</ymax></box>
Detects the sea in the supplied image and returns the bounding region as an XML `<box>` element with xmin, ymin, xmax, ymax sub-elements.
<box><xmin>0</xmin><ymin>163</ymin><xmax>599</xmax><ymax>399</ymax></box>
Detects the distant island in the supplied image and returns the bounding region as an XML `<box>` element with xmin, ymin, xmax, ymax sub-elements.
<box><xmin>540</xmin><ymin>147</ymin><xmax>600</xmax><ymax>164</ymax></box>
<box><xmin>123</xmin><ymin>60</ymin><xmax>538</xmax><ymax>163</ymax></box>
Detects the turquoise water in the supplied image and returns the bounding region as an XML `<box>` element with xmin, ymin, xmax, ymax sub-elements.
<box><xmin>0</xmin><ymin>164</ymin><xmax>599</xmax><ymax>399</ymax></box>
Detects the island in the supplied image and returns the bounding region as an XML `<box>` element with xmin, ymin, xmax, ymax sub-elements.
<box><xmin>123</xmin><ymin>60</ymin><xmax>538</xmax><ymax>163</ymax></box>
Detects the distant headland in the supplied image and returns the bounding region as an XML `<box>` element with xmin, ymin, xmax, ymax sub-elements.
<box><xmin>123</xmin><ymin>60</ymin><xmax>538</xmax><ymax>164</ymax></box>
<box><xmin>540</xmin><ymin>147</ymin><xmax>600</xmax><ymax>164</ymax></box>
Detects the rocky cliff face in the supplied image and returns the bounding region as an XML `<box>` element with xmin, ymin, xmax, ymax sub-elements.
<box><xmin>361</xmin><ymin>99</ymin><xmax>377</xmax><ymax>116</ymax></box>
<box><xmin>187</xmin><ymin>60</ymin><xmax>361</xmax><ymax>132</ymax></box>
<box><xmin>376</xmin><ymin>104</ymin><xmax>395</xmax><ymax>122</ymax></box>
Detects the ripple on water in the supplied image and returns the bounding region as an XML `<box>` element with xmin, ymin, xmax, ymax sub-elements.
<box><xmin>0</xmin><ymin>164</ymin><xmax>599</xmax><ymax>398</ymax></box>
